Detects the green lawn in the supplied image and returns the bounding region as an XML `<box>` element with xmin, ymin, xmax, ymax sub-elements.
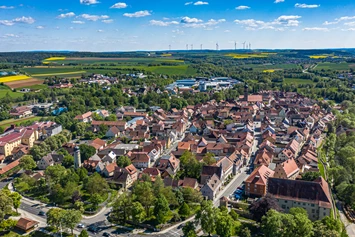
<box><xmin>46</xmin><ymin>57</ymin><xmax>185</xmax><ymax>65</ymax></box>
<box><xmin>284</xmin><ymin>78</ymin><xmax>315</xmax><ymax>85</ymax></box>
<box><xmin>17</xmin><ymin>84</ymin><xmax>48</xmax><ymax>90</ymax></box>
<box><xmin>315</xmin><ymin>62</ymin><xmax>355</xmax><ymax>71</ymax></box>
<box><xmin>0</xmin><ymin>89</ymin><xmax>23</xmax><ymax>99</ymax></box>
<box><xmin>0</xmin><ymin>116</ymin><xmax>42</xmax><ymax>129</ymax></box>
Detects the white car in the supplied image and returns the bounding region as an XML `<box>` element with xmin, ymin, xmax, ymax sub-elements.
<box><xmin>77</xmin><ymin>223</ymin><xmax>85</xmax><ymax>228</ymax></box>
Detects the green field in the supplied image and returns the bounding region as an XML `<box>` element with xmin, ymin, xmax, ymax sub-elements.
<box><xmin>0</xmin><ymin>116</ymin><xmax>42</xmax><ymax>129</ymax></box>
<box><xmin>21</xmin><ymin>64</ymin><xmax>196</xmax><ymax>77</ymax></box>
<box><xmin>315</xmin><ymin>62</ymin><xmax>355</xmax><ymax>71</ymax></box>
<box><xmin>284</xmin><ymin>78</ymin><xmax>315</xmax><ymax>85</ymax></box>
<box><xmin>242</xmin><ymin>63</ymin><xmax>300</xmax><ymax>71</ymax></box>
<box><xmin>0</xmin><ymin>89</ymin><xmax>23</xmax><ymax>99</ymax></box>
<box><xmin>17</xmin><ymin>84</ymin><xmax>48</xmax><ymax>90</ymax></box>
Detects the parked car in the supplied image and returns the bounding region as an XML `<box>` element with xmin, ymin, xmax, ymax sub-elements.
<box><xmin>38</xmin><ymin>211</ymin><xmax>46</xmax><ymax>216</ymax></box>
<box><xmin>103</xmin><ymin>232</ymin><xmax>111</xmax><ymax>237</ymax></box>
<box><xmin>235</xmin><ymin>194</ymin><xmax>241</xmax><ymax>200</ymax></box>
<box><xmin>77</xmin><ymin>223</ymin><xmax>85</xmax><ymax>228</ymax></box>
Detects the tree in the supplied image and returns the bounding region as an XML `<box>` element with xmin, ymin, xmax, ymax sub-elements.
<box><xmin>216</xmin><ymin>211</ymin><xmax>234</xmax><ymax>237</ymax></box>
<box><xmin>84</xmin><ymin>172</ymin><xmax>109</xmax><ymax>195</ymax></box>
<box><xmin>19</xmin><ymin>155</ymin><xmax>37</xmax><ymax>170</ymax></box>
<box><xmin>62</xmin><ymin>155</ymin><xmax>74</xmax><ymax>168</ymax></box>
<box><xmin>0</xmin><ymin>190</ymin><xmax>13</xmax><ymax>221</ymax></box>
<box><xmin>79</xmin><ymin>230</ymin><xmax>89</xmax><ymax>237</ymax></box>
<box><xmin>289</xmin><ymin>208</ymin><xmax>313</xmax><ymax>237</ymax></box>
<box><xmin>240</xmin><ymin>227</ymin><xmax>251</xmax><ymax>237</ymax></box>
<box><xmin>74</xmin><ymin>122</ymin><xmax>89</xmax><ymax>137</ymax></box>
<box><xmin>132</xmin><ymin>181</ymin><xmax>155</xmax><ymax>216</ymax></box>
<box><xmin>203</xmin><ymin>153</ymin><xmax>216</xmax><ymax>166</ymax></box>
<box><xmin>181</xmin><ymin>187</ymin><xmax>203</xmax><ymax>203</ymax></box>
<box><xmin>301</xmin><ymin>171</ymin><xmax>322</xmax><ymax>181</ymax></box>
<box><xmin>116</xmin><ymin>156</ymin><xmax>131</xmax><ymax>168</ymax></box>
<box><xmin>79</xmin><ymin>144</ymin><xmax>96</xmax><ymax>162</ymax></box>
<box><xmin>90</xmin><ymin>193</ymin><xmax>102</xmax><ymax>210</ymax></box>
<box><xmin>249</xmin><ymin>195</ymin><xmax>281</xmax><ymax>222</ymax></box>
<box><xmin>261</xmin><ymin>209</ymin><xmax>292</xmax><ymax>237</ymax></box>
<box><xmin>10</xmin><ymin>192</ymin><xmax>21</xmax><ymax>213</ymax></box>
<box><xmin>112</xmin><ymin>192</ymin><xmax>133</xmax><ymax>224</ymax></box>
<box><xmin>182</xmin><ymin>221</ymin><xmax>197</xmax><ymax>237</ymax></box>
<box><xmin>62</xmin><ymin>209</ymin><xmax>82</xmax><ymax>235</ymax></box>
<box><xmin>74</xmin><ymin>201</ymin><xmax>85</xmax><ymax>213</ymax></box>
<box><xmin>197</xmin><ymin>200</ymin><xmax>217</xmax><ymax>236</ymax></box>
<box><xmin>153</xmin><ymin>176</ymin><xmax>164</xmax><ymax>196</ymax></box>
<box><xmin>47</xmin><ymin>208</ymin><xmax>64</xmax><ymax>230</ymax></box>
<box><xmin>154</xmin><ymin>194</ymin><xmax>170</xmax><ymax>224</ymax></box>
<box><xmin>178</xmin><ymin>202</ymin><xmax>191</xmax><ymax>219</ymax></box>
<box><xmin>131</xmin><ymin>201</ymin><xmax>146</xmax><ymax>224</ymax></box>
<box><xmin>0</xmin><ymin>219</ymin><xmax>17</xmax><ymax>232</ymax></box>
<box><xmin>229</xmin><ymin>209</ymin><xmax>239</xmax><ymax>220</ymax></box>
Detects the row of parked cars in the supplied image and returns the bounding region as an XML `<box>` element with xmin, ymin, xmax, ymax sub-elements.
<box><xmin>233</xmin><ymin>184</ymin><xmax>245</xmax><ymax>200</ymax></box>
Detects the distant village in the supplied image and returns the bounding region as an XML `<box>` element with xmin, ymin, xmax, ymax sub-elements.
<box><xmin>0</xmin><ymin>85</ymin><xmax>337</xmax><ymax>222</ymax></box>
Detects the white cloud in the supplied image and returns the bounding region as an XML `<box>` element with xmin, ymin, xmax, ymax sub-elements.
<box><xmin>72</xmin><ymin>20</ymin><xmax>85</xmax><ymax>24</ymax></box>
<box><xmin>194</xmin><ymin>1</ymin><xmax>208</xmax><ymax>5</ymax></box>
<box><xmin>224</xmin><ymin>30</ymin><xmax>231</xmax><ymax>33</ymax></box>
<box><xmin>57</xmin><ymin>12</ymin><xmax>75</xmax><ymax>19</ymax></box>
<box><xmin>323</xmin><ymin>16</ymin><xmax>355</xmax><ymax>25</ymax></box>
<box><xmin>80</xmin><ymin>0</ymin><xmax>99</xmax><ymax>5</ymax></box>
<box><xmin>110</xmin><ymin>2</ymin><xmax>127</xmax><ymax>9</ymax></box>
<box><xmin>185</xmin><ymin>2</ymin><xmax>193</xmax><ymax>5</ymax></box>
<box><xmin>80</xmin><ymin>14</ymin><xmax>110</xmax><ymax>21</ymax></box>
<box><xmin>295</xmin><ymin>3</ymin><xmax>320</xmax><ymax>8</ymax></box>
<box><xmin>97</xmin><ymin>29</ymin><xmax>104</xmax><ymax>32</ymax></box>
<box><xmin>234</xmin><ymin>15</ymin><xmax>301</xmax><ymax>31</ymax></box>
<box><xmin>180</xmin><ymin>18</ymin><xmax>225</xmax><ymax>28</ymax></box>
<box><xmin>236</xmin><ymin>6</ymin><xmax>250</xmax><ymax>10</ymax></box>
<box><xmin>274</xmin><ymin>0</ymin><xmax>285</xmax><ymax>3</ymax></box>
<box><xmin>36</xmin><ymin>26</ymin><xmax>44</xmax><ymax>29</ymax></box>
<box><xmin>342</xmin><ymin>28</ymin><xmax>355</xmax><ymax>31</ymax></box>
<box><xmin>0</xmin><ymin>16</ymin><xmax>35</xmax><ymax>26</ymax></box>
<box><xmin>102</xmin><ymin>19</ymin><xmax>114</xmax><ymax>23</ymax></box>
<box><xmin>172</xmin><ymin>29</ymin><xmax>184</xmax><ymax>35</ymax></box>
<box><xmin>123</xmin><ymin>10</ymin><xmax>151</xmax><ymax>18</ymax></box>
<box><xmin>302</xmin><ymin>27</ymin><xmax>329</xmax><ymax>31</ymax></box>
<box><xmin>150</xmin><ymin>20</ymin><xmax>179</xmax><ymax>26</ymax></box>
<box><xmin>344</xmin><ymin>21</ymin><xmax>355</xmax><ymax>27</ymax></box>
<box><xmin>0</xmin><ymin>6</ymin><xmax>15</xmax><ymax>9</ymax></box>
<box><xmin>1</xmin><ymin>33</ymin><xmax>19</xmax><ymax>38</ymax></box>
<box><xmin>180</xmin><ymin>16</ymin><xmax>203</xmax><ymax>24</ymax></box>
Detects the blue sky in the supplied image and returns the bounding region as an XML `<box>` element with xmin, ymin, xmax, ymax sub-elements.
<box><xmin>1</xmin><ymin>0</ymin><xmax>355</xmax><ymax>51</ymax></box>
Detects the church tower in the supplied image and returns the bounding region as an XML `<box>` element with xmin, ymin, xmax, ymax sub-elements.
<box><xmin>74</xmin><ymin>146</ymin><xmax>82</xmax><ymax>169</ymax></box>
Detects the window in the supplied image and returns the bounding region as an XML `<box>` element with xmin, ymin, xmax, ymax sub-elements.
<box><xmin>311</xmin><ymin>204</ymin><xmax>315</xmax><ymax>207</ymax></box>
<box><xmin>312</xmin><ymin>209</ymin><xmax>315</xmax><ymax>213</ymax></box>
<box><xmin>285</xmin><ymin>200</ymin><xmax>288</xmax><ymax>203</ymax></box>
<box><xmin>282</xmin><ymin>205</ymin><xmax>286</xmax><ymax>209</ymax></box>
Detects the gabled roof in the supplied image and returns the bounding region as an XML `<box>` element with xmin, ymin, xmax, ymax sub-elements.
<box><xmin>277</xmin><ymin>158</ymin><xmax>299</xmax><ymax>177</ymax></box>
<box><xmin>245</xmin><ymin>165</ymin><xmax>274</xmax><ymax>186</ymax></box>
<box><xmin>16</xmin><ymin>217</ymin><xmax>39</xmax><ymax>231</ymax></box>
<box><xmin>267</xmin><ymin>177</ymin><xmax>332</xmax><ymax>208</ymax></box>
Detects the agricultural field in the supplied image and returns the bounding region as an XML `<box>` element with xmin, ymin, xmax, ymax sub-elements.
<box><xmin>314</xmin><ymin>62</ymin><xmax>355</xmax><ymax>71</ymax></box>
<box><xmin>0</xmin><ymin>116</ymin><xmax>42</xmax><ymax>130</ymax></box>
<box><xmin>0</xmin><ymin>75</ymin><xmax>31</xmax><ymax>83</ymax></box>
<box><xmin>42</xmin><ymin>57</ymin><xmax>185</xmax><ymax>65</ymax></box>
<box><xmin>226</xmin><ymin>53</ymin><xmax>269</xmax><ymax>59</ymax></box>
<box><xmin>284</xmin><ymin>78</ymin><xmax>315</xmax><ymax>85</ymax></box>
<box><xmin>263</xmin><ymin>69</ymin><xmax>275</xmax><ymax>73</ymax></box>
<box><xmin>241</xmin><ymin>63</ymin><xmax>300</xmax><ymax>71</ymax></box>
<box><xmin>6</xmin><ymin>78</ymin><xmax>45</xmax><ymax>89</ymax></box>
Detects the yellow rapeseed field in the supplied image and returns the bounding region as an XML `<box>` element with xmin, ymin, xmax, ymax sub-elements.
<box><xmin>44</xmin><ymin>57</ymin><xmax>66</xmax><ymax>61</ymax></box>
<box><xmin>263</xmin><ymin>69</ymin><xmax>275</xmax><ymax>73</ymax></box>
<box><xmin>162</xmin><ymin>54</ymin><xmax>172</xmax><ymax>57</ymax></box>
<box><xmin>309</xmin><ymin>55</ymin><xmax>328</xmax><ymax>59</ymax></box>
<box><xmin>225</xmin><ymin>53</ymin><xmax>268</xmax><ymax>59</ymax></box>
<box><xmin>31</xmin><ymin>71</ymin><xmax>86</xmax><ymax>77</ymax></box>
<box><xmin>0</xmin><ymin>75</ymin><xmax>31</xmax><ymax>83</ymax></box>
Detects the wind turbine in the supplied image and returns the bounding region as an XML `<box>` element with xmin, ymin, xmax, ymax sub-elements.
<box><xmin>191</xmin><ymin>44</ymin><xmax>193</xmax><ymax>50</ymax></box>
<box><xmin>234</xmin><ymin>41</ymin><xmax>237</xmax><ymax>50</ymax></box>
<box><xmin>186</xmin><ymin>44</ymin><xmax>188</xmax><ymax>50</ymax></box>
<box><xmin>169</xmin><ymin>45</ymin><xmax>171</xmax><ymax>51</ymax></box>
<box><xmin>249</xmin><ymin>43</ymin><xmax>251</xmax><ymax>50</ymax></box>
<box><xmin>242</xmin><ymin>41</ymin><xmax>246</xmax><ymax>50</ymax></box>
<box><xmin>200</xmin><ymin>44</ymin><xmax>203</xmax><ymax>50</ymax></box>
<box><xmin>216</xmin><ymin>42</ymin><xmax>219</xmax><ymax>51</ymax></box>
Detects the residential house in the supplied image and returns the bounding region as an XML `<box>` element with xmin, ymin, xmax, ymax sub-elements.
<box><xmin>273</xmin><ymin>158</ymin><xmax>300</xmax><ymax>180</ymax></box>
<box><xmin>111</xmin><ymin>164</ymin><xmax>137</xmax><ymax>189</ymax></box>
<box><xmin>103</xmin><ymin>163</ymin><xmax>118</xmax><ymax>177</ymax></box>
<box><xmin>91</xmin><ymin>121</ymin><xmax>127</xmax><ymax>132</ymax></box>
<box><xmin>129</xmin><ymin>152</ymin><xmax>151</xmax><ymax>168</ymax></box>
<box><xmin>201</xmin><ymin>174</ymin><xmax>222</xmax><ymax>200</ymax></box>
<box><xmin>245</xmin><ymin>165</ymin><xmax>274</xmax><ymax>197</ymax></box>
<box><xmin>105</xmin><ymin>126</ymin><xmax>120</xmax><ymax>138</ymax></box>
<box><xmin>201</xmin><ymin>165</ymin><xmax>223</xmax><ymax>185</ymax></box>
<box><xmin>74</xmin><ymin>112</ymin><xmax>93</xmax><ymax>123</ymax></box>
<box><xmin>155</xmin><ymin>154</ymin><xmax>180</xmax><ymax>177</ymax></box>
<box><xmin>37</xmin><ymin>154</ymin><xmax>64</xmax><ymax>170</ymax></box>
<box><xmin>10</xmin><ymin>106</ymin><xmax>32</xmax><ymax>119</ymax></box>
